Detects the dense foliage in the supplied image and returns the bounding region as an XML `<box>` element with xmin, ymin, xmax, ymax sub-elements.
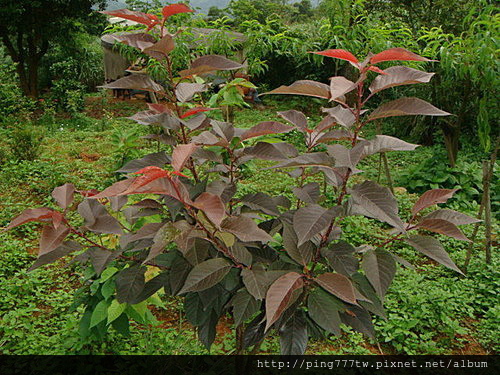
<box><xmin>6</xmin><ymin>4</ymin><xmax>484</xmax><ymax>355</ymax></box>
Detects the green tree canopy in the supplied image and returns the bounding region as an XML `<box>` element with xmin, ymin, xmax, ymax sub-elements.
<box><xmin>0</xmin><ymin>0</ymin><xmax>107</xmax><ymax>97</ymax></box>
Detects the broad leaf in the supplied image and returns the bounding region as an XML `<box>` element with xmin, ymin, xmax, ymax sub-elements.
<box><xmin>329</xmin><ymin>76</ymin><xmax>356</xmax><ymax>101</ymax></box>
<box><xmin>405</xmin><ymin>235</ymin><xmax>462</xmax><ymax>274</ymax></box>
<box><xmin>349</xmin><ymin>180</ymin><xmax>405</xmax><ymax>231</ymax></box>
<box><xmin>361</xmin><ymin>249</ymin><xmax>396</xmax><ymax>299</ymax></box>
<box><xmin>101</xmin><ymin>9</ymin><xmax>159</xmax><ymax>28</ymax></box>
<box><xmin>369</xmin><ymin>66</ymin><xmax>434</xmax><ymax>93</ymax></box>
<box><xmin>370</xmin><ymin>48</ymin><xmax>432</xmax><ymax>64</ymax></box>
<box><xmin>185</xmin><ymin>293</ymin><xmax>209</xmax><ymax>326</ymax></box>
<box><xmin>240</xmin><ymin>121</ymin><xmax>294</xmax><ymax>141</ymax></box>
<box><xmin>143</xmin><ymin>34</ymin><xmax>175</xmax><ymax>60</ymax></box>
<box><xmin>263</xmin><ymin>80</ymin><xmax>330</xmax><ymax>99</ymax></box>
<box><xmin>340</xmin><ymin>306</ymin><xmax>376</xmax><ymax>339</ymax></box>
<box><xmin>107</xmin><ymin>300</ymin><xmax>127</xmax><ymax>325</ymax></box>
<box><xmin>321</xmin><ymin>241</ymin><xmax>359</xmax><ymax>276</ymax></box>
<box><xmin>265</xmin><ymin>272</ymin><xmax>304</xmax><ymax>331</ymax></box>
<box><xmin>230</xmin><ymin>242</ymin><xmax>253</xmax><ymax>266</ymax></box>
<box><xmin>39</xmin><ymin>224</ymin><xmax>70</xmax><ymax>256</ymax></box>
<box><xmin>145</xmin><ymin>222</ymin><xmax>180</xmax><ymax>263</ymax></box>
<box><xmin>77</xmin><ymin>199</ymin><xmax>123</xmax><ymax>234</ymax></box>
<box><xmin>292</xmin><ymin>182</ymin><xmax>320</xmax><ymax>204</ymax></box>
<box><xmin>232</xmin><ymin>289</ymin><xmax>261</xmax><ymax>326</ymax></box>
<box><xmin>29</xmin><ymin>241</ymin><xmax>82</xmax><ymax>271</ymax></box>
<box><xmin>279</xmin><ymin>310</ymin><xmax>308</xmax><ymax>355</ymax></box>
<box><xmin>282</xmin><ymin>223</ymin><xmax>315</xmax><ymax>266</ymax></box>
<box><xmin>278</xmin><ymin>110</ymin><xmax>308</xmax><ymax>130</ymax></box>
<box><xmin>422</xmin><ymin>209</ymin><xmax>481</xmax><ymax>226</ymax></box>
<box><xmin>314</xmin><ymin>272</ymin><xmax>357</xmax><ymax>305</ymax></box>
<box><xmin>116</xmin><ymin>265</ymin><xmax>147</xmax><ymax>304</ymax></box>
<box><xmin>312</xmin><ymin>49</ymin><xmax>359</xmax><ymax>66</ymax></box>
<box><xmin>369</xmin><ymin>97</ymin><xmax>450</xmax><ymax>121</ymax></box>
<box><xmin>90</xmin><ymin>299</ymin><xmax>111</xmax><ymax>328</ymax></box>
<box><xmin>180</xmin><ymin>55</ymin><xmax>243</xmax><ymax>77</ymax></box>
<box><xmin>307</xmin><ymin>287</ymin><xmax>343</xmax><ymax>335</ymax></box>
<box><xmin>179</xmin><ymin>258</ymin><xmax>232</xmax><ymax>293</ymax></box>
<box><xmin>117</xmin><ymin>152</ymin><xmax>170</xmax><ymax>173</ymax></box>
<box><xmin>417</xmin><ymin>219</ymin><xmax>470</xmax><ymax>242</ymax></box>
<box><xmin>193</xmin><ymin>192</ymin><xmax>225</xmax><ymax>227</ymax></box>
<box><xmin>172</xmin><ymin>143</ymin><xmax>198</xmax><ymax>172</ymax></box>
<box><xmin>6</xmin><ymin>207</ymin><xmax>56</xmax><ymax>230</ymax></box>
<box><xmin>293</xmin><ymin>204</ymin><xmax>340</xmax><ymax>246</ymax></box>
<box><xmin>322</xmin><ymin>106</ymin><xmax>356</xmax><ymax>128</ymax></box>
<box><xmin>352</xmin><ymin>135</ymin><xmax>418</xmax><ymax>160</ymax></box>
<box><xmin>111</xmin><ymin>33</ymin><xmax>156</xmax><ymax>50</ymax></box>
<box><xmin>52</xmin><ymin>183</ymin><xmax>75</xmax><ymax>210</ymax></box>
<box><xmin>245</xmin><ymin>142</ymin><xmax>298</xmax><ymax>161</ymax></box>
<box><xmin>221</xmin><ymin>216</ymin><xmax>273</xmax><ymax>243</ymax></box>
<box><xmin>176</xmin><ymin>83</ymin><xmax>206</xmax><ymax>103</ymax></box>
<box><xmin>241</xmin><ymin>268</ymin><xmax>286</xmax><ymax>300</ymax></box>
<box><xmin>241</xmin><ymin>193</ymin><xmax>280</xmax><ymax>216</ymax></box>
<box><xmin>162</xmin><ymin>3</ymin><xmax>193</xmax><ymax>18</ymax></box>
<box><xmin>412</xmin><ymin>189</ymin><xmax>457</xmax><ymax>215</ymax></box>
<box><xmin>101</xmin><ymin>74</ymin><xmax>164</xmax><ymax>92</ymax></box>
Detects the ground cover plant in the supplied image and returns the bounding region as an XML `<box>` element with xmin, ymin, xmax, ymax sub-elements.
<box><xmin>3</xmin><ymin>3</ymin><xmax>488</xmax><ymax>356</ymax></box>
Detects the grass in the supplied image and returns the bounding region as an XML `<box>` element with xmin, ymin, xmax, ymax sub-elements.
<box><xmin>0</xmin><ymin>94</ymin><xmax>498</xmax><ymax>355</ymax></box>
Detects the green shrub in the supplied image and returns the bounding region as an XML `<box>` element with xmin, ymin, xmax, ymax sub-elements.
<box><xmin>8</xmin><ymin>125</ymin><xmax>44</xmax><ymax>161</ymax></box>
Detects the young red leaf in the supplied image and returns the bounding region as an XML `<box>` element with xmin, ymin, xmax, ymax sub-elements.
<box><xmin>172</xmin><ymin>143</ymin><xmax>198</xmax><ymax>171</ymax></box>
<box><xmin>5</xmin><ymin>208</ymin><xmax>57</xmax><ymax>230</ymax></box>
<box><xmin>315</xmin><ymin>272</ymin><xmax>357</xmax><ymax>305</ymax></box>
<box><xmin>370</xmin><ymin>48</ymin><xmax>433</xmax><ymax>64</ymax></box>
<box><xmin>162</xmin><ymin>3</ymin><xmax>193</xmax><ymax>19</ymax></box>
<box><xmin>180</xmin><ymin>107</ymin><xmax>215</xmax><ymax>119</ymax></box>
<box><xmin>412</xmin><ymin>189</ymin><xmax>457</xmax><ymax>216</ymax></box>
<box><xmin>311</xmin><ymin>49</ymin><xmax>359</xmax><ymax>67</ymax></box>
<box><xmin>367</xmin><ymin>66</ymin><xmax>388</xmax><ymax>74</ymax></box>
<box><xmin>265</xmin><ymin>272</ymin><xmax>304</xmax><ymax>331</ymax></box>
<box><xmin>101</xmin><ymin>9</ymin><xmax>159</xmax><ymax>28</ymax></box>
<box><xmin>123</xmin><ymin>166</ymin><xmax>169</xmax><ymax>194</ymax></box>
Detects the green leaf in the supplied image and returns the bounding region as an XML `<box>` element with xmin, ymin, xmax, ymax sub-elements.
<box><xmin>100</xmin><ymin>267</ymin><xmax>118</xmax><ymax>283</ymax></box>
<box><xmin>107</xmin><ymin>299</ymin><xmax>126</xmax><ymax>324</ymax></box>
<box><xmin>90</xmin><ymin>299</ymin><xmax>110</xmax><ymax>328</ymax></box>
<box><xmin>179</xmin><ymin>258</ymin><xmax>232</xmax><ymax>294</ymax></box>
<box><xmin>111</xmin><ymin>313</ymin><xmax>130</xmax><ymax>337</ymax></box>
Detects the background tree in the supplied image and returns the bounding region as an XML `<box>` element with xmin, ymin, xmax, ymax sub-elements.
<box><xmin>0</xmin><ymin>0</ymin><xmax>107</xmax><ymax>97</ymax></box>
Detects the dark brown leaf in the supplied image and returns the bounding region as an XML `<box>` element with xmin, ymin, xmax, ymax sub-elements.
<box><xmin>180</xmin><ymin>55</ymin><xmax>243</xmax><ymax>77</ymax></box>
<box><xmin>412</xmin><ymin>189</ymin><xmax>457</xmax><ymax>215</ymax></box>
<box><xmin>329</xmin><ymin>76</ymin><xmax>356</xmax><ymax>101</ymax></box>
<box><xmin>111</xmin><ymin>32</ymin><xmax>156</xmax><ymax>50</ymax></box>
<box><xmin>101</xmin><ymin>74</ymin><xmax>164</xmax><ymax>92</ymax></box>
<box><xmin>278</xmin><ymin>110</ymin><xmax>308</xmax><ymax>130</ymax></box>
<box><xmin>292</xmin><ymin>182</ymin><xmax>320</xmax><ymax>204</ymax></box>
<box><xmin>77</xmin><ymin>199</ymin><xmax>123</xmax><ymax>235</ymax></box>
<box><xmin>263</xmin><ymin>80</ymin><xmax>330</xmax><ymax>99</ymax></box>
<box><xmin>369</xmin><ymin>66</ymin><xmax>434</xmax><ymax>93</ymax></box>
<box><xmin>314</xmin><ymin>272</ymin><xmax>357</xmax><ymax>305</ymax></box>
<box><xmin>39</xmin><ymin>224</ymin><xmax>70</xmax><ymax>255</ymax></box>
<box><xmin>265</xmin><ymin>272</ymin><xmax>304</xmax><ymax>331</ymax></box>
<box><xmin>172</xmin><ymin>143</ymin><xmax>198</xmax><ymax>171</ymax></box>
<box><xmin>361</xmin><ymin>249</ymin><xmax>396</xmax><ymax>299</ymax></box>
<box><xmin>405</xmin><ymin>235</ymin><xmax>462</xmax><ymax>274</ymax></box>
<box><xmin>52</xmin><ymin>183</ymin><xmax>76</xmax><ymax>210</ymax></box>
<box><xmin>193</xmin><ymin>192</ymin><xmax>226</xmax><ymax>227</ymax></box>
<box><xmin>241</xmin><ymin>193</ymin><xmax>280</xmax><ymax>216</ymax></box>
<box><xmin>279</xmin><ymin>310</ymin><xmax>308</xmax><ymax>355</ymax></box>
<box><xmin>349</xmin><ymin>181</ymin><xmax>405</xmax><ymax>231</ymax></box>
<box><xmin>175</xmin><ymin>83</ymin><xmax>206</xmax><ymax>103</ymax></box>
<box><xmin>293</xmin><ymin>204</ymin><xmax>340</xmax><ymax>245</ymax></box>
<box><xmin>179</xmin><ymin>258</ymin><xmax>232</xmax><ymax>293</ymax></box>
<box><xmin>307</xmin><ymin>287</ymin><xmax>343</xmax><ymax>335</ymax></box>
<box><xmin>240</xmin><ymin>121</ymin><xmax>294</xmax><ymax>141</ymax></box>
<box><xmin>221</xmin><ymin>216</ymin><xmax>273</xmax><ymax>243</ymax></box>
<box><xmin>5</xmin><ymin>208</ymin><xmax>56</xmax><ymax>230</ymax></box>
<box><xmin>417</xmin><ymin>219</ymin><xmax>470</xmax><ymax>242</ymax></box>
<box><xmin>369</xmin><ymin>97</ymin><xmax>451</xmax><ymax>121</ymax></box>
<box><xmin>422</xmin><ymin>209</ymin><xmax>481</xmax><ymax>225</ymax></box>
<box><xmin>116</xmin><ymin>265</ymin><xmax>147</xmax><ymax>304</ymax></box>
<box><xmin>232</xmin><ymin>289</ymin><xmax>261</xmax><ymax>326</ymax></box>
<box><xmin>143</xmin><ymin>34</ymin><xmax>175</xmax><ymax>60</ymax></box>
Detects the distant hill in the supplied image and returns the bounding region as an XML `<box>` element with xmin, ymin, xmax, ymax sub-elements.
<box><xmin>106</xmin><ymin>1</ymin><xmax>320</xmax><ymax>14</ymax></box>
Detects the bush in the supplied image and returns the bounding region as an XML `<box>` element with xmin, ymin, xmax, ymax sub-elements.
<box><xmin>8</xmin><ymin>125</ymin><xmax>44</xmax><ymax>161</ymax></box>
